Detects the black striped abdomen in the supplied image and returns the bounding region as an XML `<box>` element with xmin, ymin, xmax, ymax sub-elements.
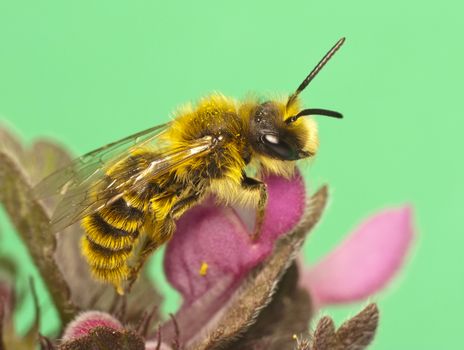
<box><xmin>81</xmin><ymin>197</ymin><xmax>144</xmax><ymax>292</ymax></box>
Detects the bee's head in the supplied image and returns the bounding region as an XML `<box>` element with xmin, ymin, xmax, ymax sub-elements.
<box><xmin>248</xmin><ymin>38</ymin><xmax>345</xmax><ymax>165</ymax></box>
<box><xmin>249</xmin><ymin>100</ymin><xmax>317</xmax><ymax>161</ymax></box>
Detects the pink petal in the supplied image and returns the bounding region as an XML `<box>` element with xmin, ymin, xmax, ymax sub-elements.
<box><xmin>161</xmin><ymin>172</ymin><xmax>306</xmax><ymax>343</ymax></box>
<box><xmin>62</xmin><ymin>311</ymin><xmax>123</xmax><ymax>341</ymax></box>
<box><xmin>301</xmin><ymin>206</ymin><xmax>414</xmax><ymax>307</ymax></box>
<box><xmin>164</xmin><ymin>172</ymin><xmax>306</xmax><ymax>304</ymax></box>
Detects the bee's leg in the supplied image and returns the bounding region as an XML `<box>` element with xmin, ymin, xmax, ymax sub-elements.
<box><xmin>138</xmin><ymin>193</ymin><xmax>202</xmax><ymax>267</ymax></box>
<box><xmin>127</xmin><ymin>193</ymin><xmax>202</xmax><ymax>290</ymax></box>
<box><xmin>151</xmin><ymin>194</ymin><xmax>202</xmax><ymax>247</ymax></box>
<box><xmin>241</xmin><ymin>174</ymin><xmax>268</xmax><ymax>241</ymax></box>
<box><xmin>170</xmin><ymin>192</ymin><xmax>203</xmax><ymax>220</ymax></box>
<box><xmin>126</xmin><ymin>236</ymin><xmax>160</xmax><ymax>291</ymax></box>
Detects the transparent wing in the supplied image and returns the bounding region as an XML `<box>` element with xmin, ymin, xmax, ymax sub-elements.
<box><xmin>48</xmin><ymin>136</ymin><xmax>214</xmax><ymax>232</ymax></box>
<box><xmin>34</xmin><ymin>123</ymin><xmax>170</xmax><ymax>199</ymax></box>
<box><xmin>33</xmin><ymin>123</ymin><xmax>216</xmax><ymax>232</ymax></box>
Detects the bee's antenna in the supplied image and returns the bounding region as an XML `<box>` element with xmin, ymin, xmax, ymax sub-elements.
<box><xmin>285</xmin><ymin>108</ymin><xmax>343</xmax><ymax>125</ymax></box>
<box><xmin>286</xmin><ymin>37</ymin><xmax>345</xmax><ymax>109</ymax></box>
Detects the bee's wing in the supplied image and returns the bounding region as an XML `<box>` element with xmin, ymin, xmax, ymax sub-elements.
<box><xmin>34</xmin><ymin>123</ymin><xmax>171</xmax><ymax>199</ymax></box>
<box><xmin>36</xmin><ymin>129</ymin><xmax>216</xmax><ymax>233</ymax></box>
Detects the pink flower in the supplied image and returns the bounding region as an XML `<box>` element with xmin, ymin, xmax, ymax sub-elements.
<box><xmin>160</xmin><ymin>173</ymin><xmax>307</xmax><ymax>345</ymax></box>
<box><xmin>157</xmin><ymin>171</ymin><xmax>414</xmax><ymax>346</ymax></box>
<box><xmin>300</xmin><ymin>206</ymin><xmax>414</xmax><ymax>308</ymax></box>
<box><xmin>57</xmin><ymin>172</ymin><xmax>414</xmax><ymax>350</ymax></box>
<box><xmin>164</xmin><ymin>173</ymin><xmax>306</xmax><ymax>306</ymax></box>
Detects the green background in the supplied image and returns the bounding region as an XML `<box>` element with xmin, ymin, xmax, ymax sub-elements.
<box><xmin>0</xmin><ymin>0</ymin><xmax>462</xmax><ymax>348</ymax></box>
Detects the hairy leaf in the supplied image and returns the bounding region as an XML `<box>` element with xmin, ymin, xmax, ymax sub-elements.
<box><xmin>309</xmin><ymin>303</ymin><xmax>379</xmax><ymax>350</ymax></box>
<box><xmin>0</xmin><ymin>151</ymin><xmax>76</xmax><ymax>323</ymax></box>
<box><xmin>312</xmin><ymin>317</ymin><xmax>339</xmax><ymax>350</ymax></box>
<box><xmin>225</xmin><ymin>263</ymin><xmax>313</xmax><ymax>350</ymax></box>
<box><xmin>336</xmin><ymin>303</ymin><xmax>379</xmax><ymax>349</ymax></box>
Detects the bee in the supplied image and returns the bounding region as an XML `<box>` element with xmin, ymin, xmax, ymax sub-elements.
<box><xmin>35</xmin><ymin>38</ymin><xmax>345</xmax><ymax>294</ymax></box>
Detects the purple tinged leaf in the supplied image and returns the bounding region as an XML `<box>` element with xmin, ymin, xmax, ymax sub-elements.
<box><xmin>0</xmin><ymin>126</ymin><xmax>26</xmax><ymax>171</ymax></box>
<box><xmin>223</xmin><ymin>263</ymin><xmax>313</xmax><ymax>350</ymax></box>
<box><xmin>312</xmin><ymin>317</ymin><xmax>339</xmax><ymax>350</ymax></box>
<box><xmin>301</xmin><ymin>206</ymin><xmax>414</xmax><ymax>306</ymax></box>
<box><xmin>308</xmin><ymin>303</ymin><xmax>379</xmax><ymax>350</ymax></box>
<box><xmin>0</xmin><ymin>126</ymin><xmax>72</xmax><ymax>213</ymax></box>
<box><xmin>336</xmin><ymin>303</ymin><xmax>379</xmax><ymax>349</ymax></box>
<box><xmin>0</xmin><ymin>127</ymin><xmax>78</xmax><ymax>323</ymax></box>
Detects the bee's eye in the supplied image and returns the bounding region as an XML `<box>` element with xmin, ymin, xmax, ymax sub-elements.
<box><xmin>264</xmin><ymin>134</ymin><xmax>279</xmax><ymax>144</ymax></box>
<box><xmin>260</xmin><ymin>134</ymin><xmax>298</xmax><ymax>160</ymax></box>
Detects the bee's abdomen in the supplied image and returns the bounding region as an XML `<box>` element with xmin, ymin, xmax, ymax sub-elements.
<box><xmin>81</xmin><ymin>198</ymin><xmax>144</xmax><ymax>290</ymax></box>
